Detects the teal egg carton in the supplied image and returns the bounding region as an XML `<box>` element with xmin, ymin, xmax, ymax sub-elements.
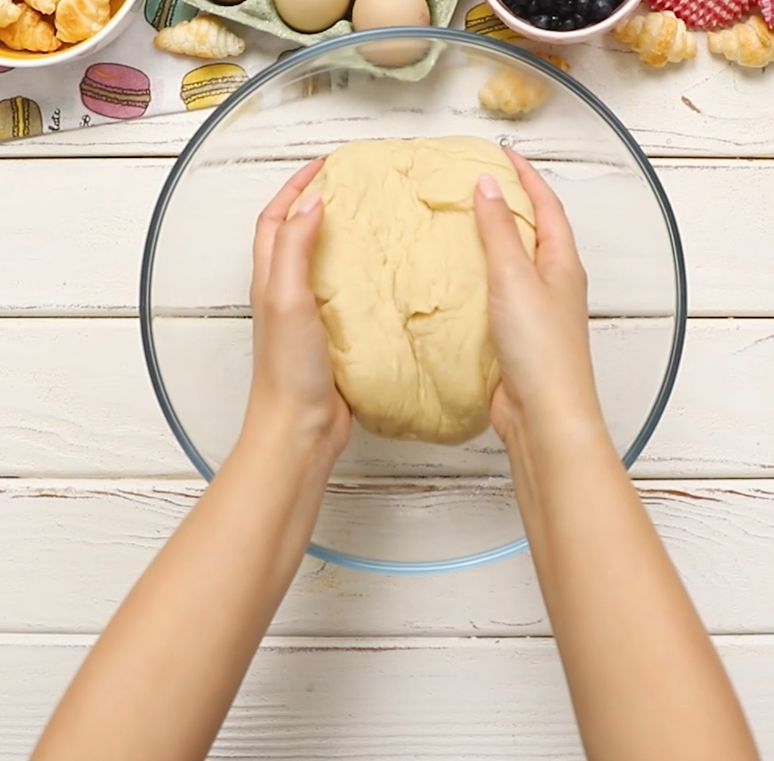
<box><xmin>182</xmin><ymin>0</ymin><xmax>460</xmax><ymax>81</ymax></box>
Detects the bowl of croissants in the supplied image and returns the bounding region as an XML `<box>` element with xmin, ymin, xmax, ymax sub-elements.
<box><xmin>0</xmin><ymin>0</ymin><xmax>139</xmax><ymax>66</ymax></box>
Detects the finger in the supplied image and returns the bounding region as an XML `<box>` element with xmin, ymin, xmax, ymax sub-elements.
<box><xmin>474</xmin><ymin>173</ymin><xmax>537</xmax><ymax>296</ymax></box>
<box><xmin>266</xmin><ymin>192</ymin><xmax>324</xmax><ymax>317</ymax></box>
<box><xmin>253</xmin><ymin>159</ymin><xmax>325</xmax><ymax>300</ymax></box>
<box><xmin>504</xmin><ymin>150</ymin><xmax>577</xmax><ymax>255</ymax></box>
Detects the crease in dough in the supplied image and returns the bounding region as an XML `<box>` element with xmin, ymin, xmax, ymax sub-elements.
<box><xmin>298</xmin><ymin>136</ymin><xmax>536</xmax><ymax>444</ymax></box>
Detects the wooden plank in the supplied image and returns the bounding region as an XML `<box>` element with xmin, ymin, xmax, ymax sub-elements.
<box><xmin>2</xmin><ymin>157</ymin><xmax>773</xmax><ymax>316</ymax></box>
<box><xmin>0</xmin><ymin>317</ymin><xmax>773</xmax><ymax>478</ymax></box>
<box><xmin>1</xmin><ymin>159</ymin><xmax>167</xmax><ymax>316</ymax></box>
<box><xmin>0</xmin><ymin>633</ymin><xmax>772</xmax><ymax>760</ymax></box>
<box><xmin>0</xmin><ymin>17</ymin><xmax>772</xmax><ymax>160</ymax></box>
<box><xmin>1</xmin><ymin>478</ymin><xmax>773</xmax><ymax>635</ymax></box>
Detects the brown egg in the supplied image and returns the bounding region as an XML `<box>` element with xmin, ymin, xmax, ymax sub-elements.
<box><xmin>274</xmin><ymin>0</ymin><xmax>350</xmax><ymax>33</ymax></box>
<box><xmin>352</xmin><ymin>0</ymin><xmax>431</xmax><ymax>30</ymax></box>
<box><xmin>352</xmin><ymin>0</ymin><xmax>431</xmax><ymax>67</ymax></box>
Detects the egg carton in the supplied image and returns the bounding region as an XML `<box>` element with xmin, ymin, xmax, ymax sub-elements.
<box><xmin>182</xmin><ymin>0</ymin><xmax>460</xmax><ymax>81</ymax></box>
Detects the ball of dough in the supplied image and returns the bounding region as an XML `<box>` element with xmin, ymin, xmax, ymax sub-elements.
<box><xmin>302</xmin><ymin>137</ymin><xmax>537</xmax><ymax>445</ymax></box>
<box><xmin>274</xmin><ymin>0</ymin><xmax>349</xmax><ymax>33</ymax></box>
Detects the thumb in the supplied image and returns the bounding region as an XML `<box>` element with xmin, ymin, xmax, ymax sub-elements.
<box><xmin>267</xmin><ymin>191</ymin><xmax>324</xmax><ymax>311</ymax></box>
<box><xmin>474</xmin><ymin>174</ymin><xmax>535</xmax><ymax>295</ymax></box>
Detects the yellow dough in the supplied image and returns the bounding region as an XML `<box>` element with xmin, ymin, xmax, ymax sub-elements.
<box><xmin>301</xmin><ymin>137</ymin><xmax>537</xmax><ymax>444</ymax></box>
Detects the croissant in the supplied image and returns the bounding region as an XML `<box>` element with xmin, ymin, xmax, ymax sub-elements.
<box><xmin>536</xmin><ymin>52</ymin><xmax>570</xmax><ymax>72</ymax></box>
<box><xmin>0</xmin><ymin>4</ymin><xmax>60</xmax><ymax>51</ymax></box>
<box><xmin>615</xmin><ymin>11</ymin><xmax>697</xmax><ymax>68</ymax></box>
<box><xmin>154</xmin><ymin>16</ymin><xmax>245</xmax><ymax>59</ymax></box>
<box><xmin>25</xmin><ymin>0</ymin><xmax>56</xmax><ymax>15</ymax></box>
<box><xmin>479</xmin><ymin>54</ymin><xmax>570</xmax><ymax>118</ymax></box>
<box><xmin>0</xmin><ymin>0</ymin><xmax>22</xmax><ymax>29</ymax></box>
<box><xmin>55</xmin><ymin>0</ymin><xmax>109</xmax><ymax>43</ymax></box>
<box><xmin>708</xmin><ymin>15</ymin><xmax>774</xmax><ymax>68</ymax></box>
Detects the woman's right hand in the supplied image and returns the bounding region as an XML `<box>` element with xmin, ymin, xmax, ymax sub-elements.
<box><xmin>245</xmin><ymin>159</ymin><xmax>351</xmax><ymax>464</ymax></box>
<box><xmin>474</xmin><ymin>151</ymin><xmax>602</xmax><ymax>448</ymax></box>
<box><xmin>477</xmin><ymin>155</ymin><xmax>761</xmax><ymax>761</ymax></box>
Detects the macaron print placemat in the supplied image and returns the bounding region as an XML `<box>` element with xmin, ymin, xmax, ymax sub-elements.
<box><xmin>0</xmin><ymin>0</ymin><xmax>285</xmax><ymax>142</ymax></box>
<box><xmin>0</xmin><ymin>1</ymin><xmax>498</xmax><ymax>142</ymax></box>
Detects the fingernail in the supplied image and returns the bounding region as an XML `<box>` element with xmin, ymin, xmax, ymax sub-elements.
<box><xmin>297</xmin><ymin>191</ymin><xmax>322</xmax><ymax>215</ymax></box>
<box><xmin>478</xmin><ymin>174</ymin><xmax>503</xmax><ymax>200</ymax></box>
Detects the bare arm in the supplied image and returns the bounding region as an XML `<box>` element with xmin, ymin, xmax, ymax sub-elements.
<box><xmin>31</xmin><ymin>161</ymin><xmax>348</xmax><ymax>761</ymax></box>
<box><xmin>475</xmin><ymin>156</ymin><xmax>759</xmax><ymax>761</ymax></box>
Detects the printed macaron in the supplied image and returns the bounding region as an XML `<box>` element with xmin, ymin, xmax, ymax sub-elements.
<box><xmin>144</xmin><ymin>0</ymin><xmax>197</xmax><ymax>30</ymax></box>
<box><xmin>180</xmin><ymin>63</ymin><xmax>247</xmax><ymax>110</ymax></box>
<box><xmin>80</xmin><ymin>63</ymin><xmax>152</xmax><ymax>119</ymax></box>
<box><xmin>465</xmin><ymin>1</ymin><xmax>523</xmax><ymax>42</ymax></box>
<box><xmin>0</xmin><ymin>95</ymin><xmax>43</xmax><ymax>140</ymax></box>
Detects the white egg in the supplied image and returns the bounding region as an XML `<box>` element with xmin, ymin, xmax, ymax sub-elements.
<box><xmin>274</xmin><ymin>0</ymin><xmax>350</xmax><ymax>33</ymax></box>
<box><xmin>352</xmin><ymin>0</ymin><xmax>431</xmax><ymax>31</ymax></box>
<box><xmin>352</xmin><ymin>0</ymin><xmax>431</xmax><ymax>67</ymax></box>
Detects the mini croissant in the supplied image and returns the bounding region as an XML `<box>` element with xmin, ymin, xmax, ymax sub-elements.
<box><xmin>0</xmin><ymin>4</ymin><xmax>60</xmax><ymax>51</ymax></box>
<box><xmin>479</xmin><ymin>54</ymin><xmax>570</xmax><ymax>118</ymax></box>
<box><xmin>0</xmin><ymin>0</ymin><xmax>22</xmax><ymax>29</ymax></box>
<box><xmin>25</xmin><ymin>0</ymin><xmax>57</xmax><ymax>15</ymax></box>
<box><xmin>55</xmin><ymin>0</ymin><xmax>109</xmax><ymax>43</ymax></box>
<box><xmin>615</xmin><ymin>11</ymin><xmax>697</xmax><ymax>68</ymax></box>
<box><xmin>154</xmin><ymin>16</ymin><xmax>245</xmax><ymax>59</ymax></box>
<box><xmin>708</xmin><ymin>15</ymin><xmax>774</xmax><ymax>68</ymax></box>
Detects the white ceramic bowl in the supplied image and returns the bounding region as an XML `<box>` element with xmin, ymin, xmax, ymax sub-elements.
<box><xmin>486</xmin><ymin>0</ymin><xmax>641</xmax><ymax>44</ymax></box>
<box><xmin>0</xmin><ymin>0</ymin><xmax>140</xmax><ymax>69</ymax></box>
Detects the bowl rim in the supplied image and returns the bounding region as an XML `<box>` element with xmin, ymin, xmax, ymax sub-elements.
<box><xmin>0</xmin><ymin>0</ymin><xmax>138</xmax><ymax>69</ymax></box>
<box><xmin>140</xmin><ymin>26</ymin><xmax>688</xmax><ymax>576</ymax></box>
<box><xmin>486</xmin><ymin>0</ymin><xmax>642</xmax><ymax>43</ymax></box>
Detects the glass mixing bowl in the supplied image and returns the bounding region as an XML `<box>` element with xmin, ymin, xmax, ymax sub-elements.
<box><xmin>141</xmin><ymin>28</ymin><xmax>686</xmax><ymax>575</ymax></box>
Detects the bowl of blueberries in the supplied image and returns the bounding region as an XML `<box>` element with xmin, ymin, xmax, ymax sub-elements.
<box><xmin>487</xmin><ymin>0</ymin><xmax>640</xmax><ymax>41</ymax></box>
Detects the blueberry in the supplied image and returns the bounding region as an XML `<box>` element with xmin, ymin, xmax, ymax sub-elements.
<box><xmin>557</xmin><ymin>0</ymin><xmax>574</xmax><ymax>16</ymax></box>
<box><xmin>590</xmin><ymin>0</ymin><xmax>614</xmax><ymax>20</ymax></box>
<box><xmin>574</xmin><ymin>0</ymin><xmax>590</xmax><ymax>18</ymax></box>
<box><xmin>538</xmin><ymin>0</ymin><xmax>553</xmax><ymax>11</ymax></box>
<box><xmin>573</xmin><ymin>12</ymin><xmax>587</xmax><ymax>27</ymax></box>
<box><xmin>560</xmin><ymin>16</ymin><xmax>577</xmax><ymax>30</ymax></box>
<box><xmin>548</xmin><ymin>13</ymin><xmax>562</xmax><ymax>29</ymax></box>
<box><xmin>530</xmin><ymin>13</ymin><xmax>552</xmax><ymax>28</ymax></box>
<box><xmin>504</xmin><ymin>0</ymin><xmax>528</xmax><ymax>10</ymax></box>
<box><xmin>525</xmin><ymin>0</ymin><xmax>540</xmax><ymax>16</ymax></box>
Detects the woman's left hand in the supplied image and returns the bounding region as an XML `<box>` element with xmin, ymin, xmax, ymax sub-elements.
<box><xmin>244</xmin><ymin>159</ymin><xmax>351</xmax><ymax>461</ymax></box>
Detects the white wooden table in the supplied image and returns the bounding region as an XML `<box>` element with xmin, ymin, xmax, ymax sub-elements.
<box><xmin>2</xmin><ymin>4</ymin><xmax>774</xmax><ymax>757</ymax></box>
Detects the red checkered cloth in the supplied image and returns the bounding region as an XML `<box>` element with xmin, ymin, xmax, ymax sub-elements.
<box><xmin>756</xmin><ymin>0</ymin><xmax>774</xmax><ymax>28</ymax></box>
<box><xmin>647</xmin><ymin>0</ymin><xmax>753</xmax><ymax>29</ymax></box>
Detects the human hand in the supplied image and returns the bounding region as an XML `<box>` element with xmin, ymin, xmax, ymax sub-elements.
<box><xmin>244</xmin><ymin>160</ymin><xmax>351</xmax><ymax>461</ymax></box>
<box><xmin>474</xmin><ymin>151</ymin><xmax>602</xmax><ymax>448</ymax></box>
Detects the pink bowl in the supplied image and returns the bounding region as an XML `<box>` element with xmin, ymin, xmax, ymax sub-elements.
<box><xmin>486</xmin><ymin>0</ymin><xmax>641</xmax><ymax>44</ymax></box>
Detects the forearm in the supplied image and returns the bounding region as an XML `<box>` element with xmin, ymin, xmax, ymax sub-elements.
<box><xmin>508</xmin><ymin>413</ymin><xmax>758</xmax><ymax>761</ymax></box>
<box><xmin>32</xmin><ymin>422</ymin><xmax>332</xmax><ymax>761</ymax></box>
